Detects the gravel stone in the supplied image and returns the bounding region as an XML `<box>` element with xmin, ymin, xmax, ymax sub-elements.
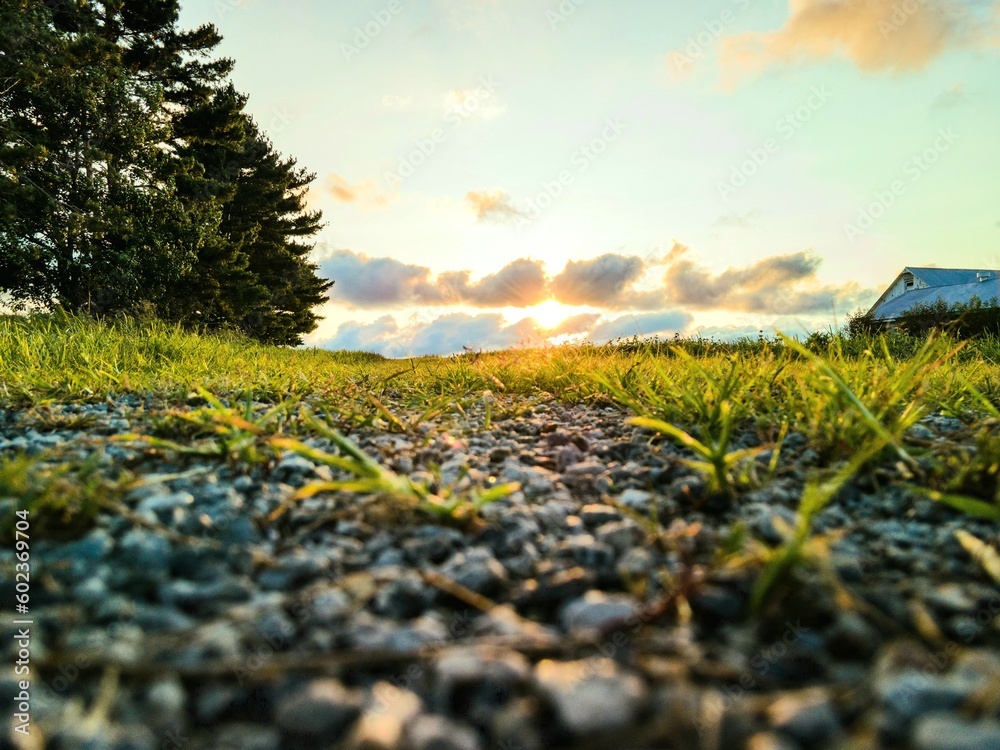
<box><xmin>558</xmin><ymin>535</ymin><xmax>615</xmax><ymax>568</ymax></box>
<box><xmin>768</xmin><ymin>688</ymin><xmax>841</xmax><ymax>745</ymax></box>
<box><xmin>617</xmin><ymin>488</ymin><xmax>652</xmax><ymax>513</ymax></box>
<box><xmin>877</xmin><ymin>671</ymin><xmax>973</xmax><ymax>724</ymax></box>
<box><xmin>617</xmin><ymin>546</ymin><xmax>655</xmax><ymax>578</ymax></box>
<box><xmin>906</xmin><ymin>424</ymin><xmax>937</xmax><ymax>442</ymax></box>
<box><xmin>347</xmin><ymin>682</ymin><xmax>422</xmax><ymax>750</ymax></box>
<box><xmin>274</xmin><ymin>679</ymin><xmax>363</xmax><ymax>741</ymax></box>
<box><xmin>595</xmin><ymin>519</ymin><xmax>641</xmax><ymax>552</ymax></box>
<box><xmin>143</xmin><ymin>677</ymin><xmax>186</xmax><ymax>728</ymax></box>
<box><xmin>308</xmin><ymin>588</ymin><xmax>353</xmax><ymax>624</ymax></box>
<box><xmin>215</xmin><ymin>724</ymin><xmax>281</xmax><ymax>750</ymax></box>
<box><xmin>117</xmin><ymin>529</ymin><xmax>172</xmax><ymax>579</ymax></box>
<box><xmin>747</xmin><ymin>732</ymin><xmax>800</xmax><ymax>750</ymax></box>
<box><xmin>440</xmin><ymin>547</ymin><xmax>509</xmax><ymax>596</ymax></box>
<box><xmin>371</xmin><ymin>572</ymin><xmax>433</xmax><ymax>619</ymax></box>
<box><xmin>560</xmin><ymin>590</ymin><xmax>640</xmax><ymax>633</ymax></box>
<box><xmin>579</xmin><ymin>503</ymin><xmax>621</xmax><ymax>526</ymax></box>
<box><xmin>744</xmin><ymin>503</ymin><xmax>797</xmax><ymax>545</ymax></box>
<box><xmin>534</xmin><ymin>658</ymin><xmax>646</xmax><ymax>735</ymax></box>
<box><xmin>912</xmin><ymin>716</ymin><xmax>1000</xmax><ymax>750</ymax></box>
<box><xmin>433</xmin><ymin>646</ymin><xmax>530</xmax><ymax>719</ymax></box>
<box><xmin>406</xmin><ymin>715</ymin><xmax>483</xmax><ymax>750</ymax></box>
<box><xmin>137</xmin><ymin>490</ymin><xmax>194</xmax><ymax>519</ymax></box>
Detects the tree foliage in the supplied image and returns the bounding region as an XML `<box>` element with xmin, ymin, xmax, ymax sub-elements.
<box><xmin>0</xmin><ymin>0</ymin><xmax>331</xmax><ymax>345</ymax></box>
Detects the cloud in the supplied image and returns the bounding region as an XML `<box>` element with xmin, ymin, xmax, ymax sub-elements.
<box><xmin>720</xmin><ymin>0</ymin><xmax>991</xmax><ymax>80</ymax></box>
<box><xmin>408</xmin><ymin>313</ymin><xmax>544</xmax><ymax>355</ymax></box>
<box><xmin>320</xmin><ymin>251</ymin><xmax>547</xmax><ymax>309</ymax></box>
<box><xmin>317</xmin><ymin>312</ymin><xmax>545</xmax><ymax>357</ymax></box>
<box><xmin>549</xmin><ymin>313</ymin><xmax>602</xmax><ymax>336</ymax></box>
<box><xmin>327</xmin><ymin>174</ymin><xmax>393</xmax><ymax>209</ymax></box>
<box><xmin>664</xmin><ymin>241</ymin><xmax>689</xmax><ymax>264</ymax></box>
<box><xmin>551</xmin><ymin>253</ymin><xmax>646</xmax><ymax>307</ymax></box>
<box><xmin>662</xmin><ymin>251</ymin><xmax>873</xmax><ymax>313</ymax></box>
<box><xmin>588</xmin><ymin>311</ymin><xmax>693</xmax><ymax>343</ymax></box>
<box><xmin>316</xmin><ymin>308</ymin><xmax>695</xmax><ymax>356</ymax></box>
<box><xmin>313</xmin><ymin>245</ymin><xmax>877</xmax><ymax>354</ymax></box>
<box><xmin>465</xmin><ymin>189</ymin><xmax>526</xmax><ymax>224</ymax></box>
<box><xmin>439</xmin><ymin>258</ymin><xmax>549</xmax><ymax>307</ymax></box>
<box><xmin>320</xmin><ymin>251</ymin><xmax>443</xmax><ymax>308</ymax></box>
<box><xmin>322</xmin><ymin>315</ymin><xmax>405</xmax><ymax>356</ymax></box>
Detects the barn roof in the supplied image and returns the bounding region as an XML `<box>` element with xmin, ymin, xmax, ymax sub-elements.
<box><xmin>871</xmin><ymin>277</ymin><xmax>1000</xmax><ymax>321</ymax></box>
<box><xmin>906</xmin><ymin>267</ymin><xmax>994</xmax><ymax>287</ymax></box>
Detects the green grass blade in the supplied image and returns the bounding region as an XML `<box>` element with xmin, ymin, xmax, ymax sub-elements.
<box><xmin>628</xmin><ymin>416</ymin><xmax>714</xmax><ymax>461</ymax></box>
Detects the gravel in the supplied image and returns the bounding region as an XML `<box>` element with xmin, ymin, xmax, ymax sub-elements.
<box><xmin>1</xmin><ymin>397</ymin><xmax>998</xmax><ymax>749</ymax></box>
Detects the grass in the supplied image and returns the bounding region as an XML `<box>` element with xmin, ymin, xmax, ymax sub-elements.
<box><xmin>267</xmin><ymin>412</ymin><xmax>520</xmax><ymax>526</ymax></box>
<box><xmin>3</xmin><ymin>312</ymin><xmax>1000</xmax><ymax>609</ymax></box>
<box><xmin>0</xmin><ymin>451</ymin><xmax>132</xmax><ymax>542</ymax></box>
<box><xmin>0</xmin><ymin>312</ymin><xmax>386</xmax><ymax>404</ymax></box>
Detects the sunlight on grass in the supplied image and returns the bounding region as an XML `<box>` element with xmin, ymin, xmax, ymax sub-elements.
<box><xmin>4</xmin><ymin>312</ymin><xmax>1000</xmax><ymax>541</ymax></box>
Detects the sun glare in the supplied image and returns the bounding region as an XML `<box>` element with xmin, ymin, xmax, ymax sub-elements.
<box><xmin>527</xmin><ymin>300</ymin><xmax>573</xmax><ymax>330</ymax></box>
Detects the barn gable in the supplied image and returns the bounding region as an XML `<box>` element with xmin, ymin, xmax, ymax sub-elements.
<box><xmin>868</xmin><ymin>267</ymin><xmax>1000</xmax><ymax>322</ymax></box>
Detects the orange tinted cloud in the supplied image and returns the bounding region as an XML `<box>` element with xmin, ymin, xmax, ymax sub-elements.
<box><xmin>662</xmin><ymin>250</ymin><xmax>873</xmax><ymax>313</ymax></box>
<box><xmin>721</xmin><ymin>0</ymin><xmax>989</xmax><ymax>80</ymax></box>
<box><xmin>465</xmin><ymin>189</ymin><xmax>526</xmax><ymax>223</ymax></box>
<box><xmin>327</xmin><ymin>174</ymin><xmax>393</xmax><ymax>209</ymax></box>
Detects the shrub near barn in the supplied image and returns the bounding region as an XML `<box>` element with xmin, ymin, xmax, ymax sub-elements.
<box><xmin>849</xmin><ymin>296</ymin><xmax>1000</xmax><ymax>338</ymax></box>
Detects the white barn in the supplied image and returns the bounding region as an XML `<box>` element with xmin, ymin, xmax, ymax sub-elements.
<box><xmin>868</xmin><ymin>267</ymin><xmax>1000</xmax><ymax>322</ymax></box>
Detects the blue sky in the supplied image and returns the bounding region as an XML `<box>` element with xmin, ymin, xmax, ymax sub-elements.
<box><xmin>179</xmin><ymin>0</ymin><xmax>1000</xmax><ymax>355</ymax></box>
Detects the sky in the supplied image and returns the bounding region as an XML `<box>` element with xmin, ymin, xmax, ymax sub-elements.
<box><xmin>178</xmin><ymin>0</ymin><xmax>1000</xmax><ymax>356</ymax></box>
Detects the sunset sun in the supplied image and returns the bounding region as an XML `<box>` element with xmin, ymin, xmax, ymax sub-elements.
<box><xmin>527</xmin><ymin>300</ymin><xmax>574</xmax><ymax>330</ymax></box>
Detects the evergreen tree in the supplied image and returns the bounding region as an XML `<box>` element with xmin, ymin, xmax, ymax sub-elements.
<box><xmin>164</xmin><ymin>86</ymin><xmax>331</xmax><ymax>345</ymax></box>
<box><xmin>223</xmin><ymin>120</ymin><xmax>331</xmax><ymax>345</ymax></box>
<box><xmin>0</xmin><ymin>0</ymin><xmax>333</xmax><ymax>344</ymax></box>
<box><xmin>1</xmin><ymin>0</ymin><xmax>190</xmax><ymax>314</ymax></box>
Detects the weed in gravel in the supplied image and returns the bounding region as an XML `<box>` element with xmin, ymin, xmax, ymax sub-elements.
<box><xmin>749</xmin><ymin>435</ymin><xmax>894</xmax><ymax>610</ymax></box>
<box><xmin>915</xmin><ymin>425</ymin><xmax>1000</xmax><ymax>520</ymax></box>
<box><xmin>365</xmin><ymin>392</ymin><xmax>455</xmax><ymax>434</ymax></box>
<box><xmin>954</xmin><ymin>530</ymin><xmax>1000</xmax><ymax>585</ymax></box>
<box><xmin>125</xmin><ymin>388</ymin><xmax>294</xmax><ymax>466</ymax></box>
<box><xmin>619</xmin><ymin>348</ymin><xmax>780</xmax><ymax>498</ymax></box>
<box><xmin>23</xmin><ymin>406</ymin><xmax>100</xmax><ymax>432</ymax></box>
<box><xmin>0</xmin><ymin>452</ymin><xmax>128</xmax><ymax>541</ymax></box>
<box><xmin>267</xmin><ymin>411</ymin><xmax>519</xmax><ymax>525</ymax></box>
<box><xmin>630</xmin><ymin>408</ymin><xmax>762</xmax><ymax>499</ymax></box>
